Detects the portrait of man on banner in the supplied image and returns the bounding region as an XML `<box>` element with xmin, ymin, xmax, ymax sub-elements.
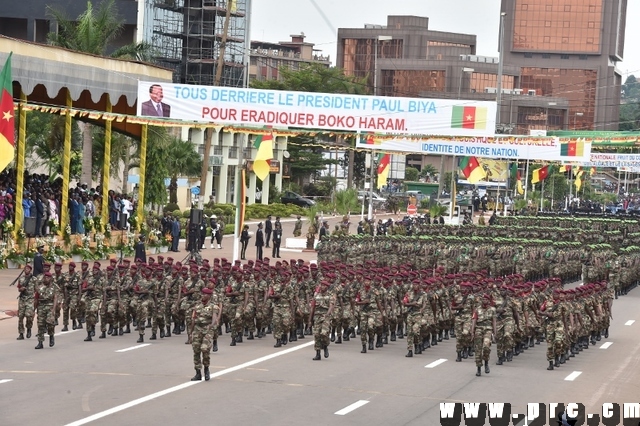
<box><xmin>140</xmin><ymin>84</ymin><xmax>171</xmax><ymax>118</ymax></box>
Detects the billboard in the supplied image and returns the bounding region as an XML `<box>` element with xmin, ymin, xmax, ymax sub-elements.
<box><xmin>137</xmin><ymin>81</ymin><xmax>497</xmax><ymax>137</ymax></box>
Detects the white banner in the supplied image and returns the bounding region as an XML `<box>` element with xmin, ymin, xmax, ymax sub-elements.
<box><xmin>581</xmin><ymin>153</ymin><xmax>640</xmax><ymax>168</ymax></box>
<box><xmin>355</xmin><ymin>136</ymin><xmax>592</xmax><ymax>161</ymax></box>
<box><xmin>137</xmin><ymin>81</ymin><xmax>497</xmax><ymax>136</ymax></box>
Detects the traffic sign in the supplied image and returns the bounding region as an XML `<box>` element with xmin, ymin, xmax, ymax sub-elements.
<box><xmin>407</xmin><ymin>204</ymin><xmax>417</xmax><ymax>215</ymax></box>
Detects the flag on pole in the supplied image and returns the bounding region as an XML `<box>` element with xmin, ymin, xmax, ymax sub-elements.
<box><xmin>376</xmin><ymin>153</ymin><xmax>390</xmax><ymax>189</ymax></box>
<box><xmin>0</xmin><ymin>53</ymin><xmax>15</xmax><ymax>173</ymax></box>
<box><xmin>572</xmin><ymin>166</ymin><xmax>583</xmax><ymax>177</ymax></box>
<box><xmin>575</xmin><ymin>170</ymin><xmax>584</xmax><ymax>192</ymax></box>
<box><xmin>229</xmin><ymin>0</ymin><xmax>237</xmax><ymax>13</ymax></box>
<box><xmin>459</xmin><ymin>156</ymin><xmax>486</xmax><ymax>184</ymax></box>
<box><xmin>531</xmin><ymin>165</ymin><xmax>549</xmax><ymax>184</ymax></box>
<box><xmin>239</xmin><ymin>168</ymin><xmax>246</xmax><ymax>233</ymax></box>
<box><xmin>559</xmin><ymin>164</ymin><xmax>571</xmax><ymax>174</ymax></box>
<box><xmin>590</xmin><ymin>166</ymin><xmax>596</xmax><ymax>176</ymax></box>
<box><xmin>516</xmin><ymin>171</ymin><xmax>524</xmax><ymax>195</ymax></box>
<box><xmin>253</xmin><ymin>131</ymin><xmax>273</xmax><ymax>181</ymax></box>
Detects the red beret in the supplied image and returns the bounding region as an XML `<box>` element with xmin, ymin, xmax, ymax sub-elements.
<box><xmin>202</xmin><ymin>288</ymin><xmax>213</xmax><ymax>294</ymax></box>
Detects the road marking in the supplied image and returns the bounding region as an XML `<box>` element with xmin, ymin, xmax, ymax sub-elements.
<box><xmin>59</xmin><ymin>329</ymin><xmax>80</xmax><ymax>335</ymax></box>
<box><xmin>65</xmin><ymin>340</ymin><xmax>313</xmax><ymax>426</ymax></box>
<box><xmin>600</xmin><ymin>342</ymin><xmax>613</xmax><ymax>349</ymax></box>
<box><xmin>564</xmin><ymin>371</ymin><xmax>582</xmax><ymax>381</ymax></box>
<box><xmin>115</xmin><ymin>344</ymin><xmax>151</xmax><ymax>353</ymax></box>
<box><xmin>425</xmin><ymin>359</ymin><xmax>447</xmax><ymax>368</ymax></box>
<box><xmin>0</xmin><ymin>379</ymin><xmax>13</xmax><ymax>384</ymax></box>
<box><xmin>625</xmin><ymin>320</ymin><xmax>635</xmax><ymax>326</ymax></box>
<box><xmin>334</xmin><ymin>400</ymin><xmax>370</xmax><ymax>416</ymax></box>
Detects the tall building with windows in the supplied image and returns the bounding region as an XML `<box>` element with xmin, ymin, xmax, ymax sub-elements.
<box><xmin>501</xmin><ymin>0</ymin><xmax>627</xmax><ymax>130</ymax></box>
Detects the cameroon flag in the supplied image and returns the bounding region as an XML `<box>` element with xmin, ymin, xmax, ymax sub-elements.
<box><xmin>531</xmin><ymin>165</ymin><xmax>549</xmax><ymax>184</ymax></box>
<box><xmin>253</xmin><ymin>131</ymin><xmax>273</xmax><ymax>181</ymax></box>
<box><xmin>560</xmin><ymin>140</ymin><xmax>585</xmax><ymax>157</ymax></box>
<box><xmin>377</xmin><ymin>153</ymin><xmax>390</xmax><ymax>189</ymax></box>
<box><xmin>516</xmin><ymin>171</ymin><xmax>524</xmax><ymax>195</ymax></box>
<box><xmin>459</xmin><ymin>156</ymin><xmax>485</xmax><ymax>184</ymax></box>
<box><xmin>451</xmin><ymin>106</ymin><xmax>487</xmax><ymax>130</ymax></box>
<box><xmin>0</xmin><ymin>53</ymin><xmax>14</xmax><ymax>173</ymax></box>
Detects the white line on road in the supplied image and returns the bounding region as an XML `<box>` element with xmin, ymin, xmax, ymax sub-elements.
<box><xmin>59</xmin><ymin>329</ymin><xmax>80</xmax><ymax>335</ymax></box>
<box><xmin>425</xmin><ymin>359</ymin><xmax>448</xmax><ymax>369</ymax></box>
<box><xmin>65</xmin><ymin>340</ymin><xmax>314</xmax><ymax>426</ymax></box>
<box><xmin>564</xmin><ymin>371</ymin><xmax>582</xmax><ymax>381</ymax></box>
<box><xmin>600</xmin><ymin>342</ymin><xmax>613</xmax><ymax>349</ymax></box>
<box><xmin>625</xmin><ymin>320</ymin><xmax>635</xmax><ymax>326</ymax></box>
<box><xmin>334</xmin><ymin>400</ymin><xmax>370</xmax><ymax>416</ymax></box>
<box><xmin>0</xmin><ymin>379</ymin><xmax>13</xmax><ymax>384</ymax></box>
<box><xmin>115</xmin><ymin>344</ymin><xmax>151</xmax><ymax>353</ymax></box>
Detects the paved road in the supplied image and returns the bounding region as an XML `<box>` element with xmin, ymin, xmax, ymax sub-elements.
<box><xmin>1</xmin><ymin>215</ymin><xmax>637</xmax><ymax>425</ymax></box>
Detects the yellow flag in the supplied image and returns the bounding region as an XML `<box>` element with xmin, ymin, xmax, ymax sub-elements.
<box><xmin>575</xmin><ymin>170</ymin><xmax>584</xmax><ymax>192</ymax></box>
<box><xmin>229</xmin><ymin>0</ymin><xmax>237</xmax><ymax>12</ymax></box>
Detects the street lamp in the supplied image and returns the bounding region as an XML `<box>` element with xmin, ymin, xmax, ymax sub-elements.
<box><xmin>369</xmin><ymin>35</ymin><xmax>392</xmax><ymax>221</ymax></box>
<box><xmin>496</xmin><ymin>12</ymin><xmax>507</xmax><ymax>127</ymax></box>
<box><xmin>457</xmin><ymin>67</ymin><xmax>475</xmax><ymax>99</ymax></box>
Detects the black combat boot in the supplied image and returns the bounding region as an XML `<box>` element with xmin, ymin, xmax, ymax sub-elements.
<box><xmin>468</xmin><ymin>346</ymin><xmax>474</xmax><ymax>357</ymax></box>
<box><xmin>99</xmin><ymin>331</ymin><xmax>106</xmax><ymax>339</ymax></box>
<box><xmin>476</xmin><ymin>366</ymin><xmax>481</xmax><ymax>377</ymax></box>
<box><xmin>290</xmin><ymin>330</ymin><xmax>297</xmax><ymax>342</ymax></box>
<box><xmin>397</xmin><ymin>325</ymin><xmax>404</xmax><ymax>339</ymax></box>
<box><xmin>368</xmin><ymin>337</ymin><xmax>374</xmax><ymax>351</ymax></box>
<box><xmin>604</xmin><ymin>328</ymin><xmax>609</xmax><ymax>338</ymax></box>
<box><xmin>437</xmin><ymin>331</ymin><xmax>443</xmax><ymax>342</ymax></box>
<box><xmin>35</xmin><ymin>341</ymin><xmax>43</xmax><ymax>349</ymax></box>
<box><xmin>160</xmin><ymin>329</ymin><xmax>165</xmax><ymax>339</ymax></box>
<box><xmin>212</xmin><ymin>340</ymin><xmax>218</xmax><ymax>352</ymax></box>
<box><xmin>313</xmin><ymin>350</ymin><xmax>321</xmax><ymax>361</ymax></box>
<box><xmin>382</xmin><ymin>333</ymin><xmax>388</xmax><ymax>345</ymax></box>
<box><xmin>350</xmin><ymin>328</ymin><xmax>356</xmax><ymax>338</ymax></box>
<box><xmin>119</xmin><ymin>327</ymin><xmax>124</xmax><ymax>336</ymax></box>
<box><xmin>595</xmin><ymin>332</ymin><xmax>601</xmax><ymax>341</ymax></box>
<box><xmin>406</xmin><ymin>350</ymin><xmax>413</xmax><ymax>357</ymax></box>
<box><xmin>273</xmin><ymin>339</ymin><xmax>282</xmax><ymax>348</ymax></box>
<box><xmin>390</xmin><ymin>331</ymin><xmax>396</xmax><ymax>342</ymax></box>
<box><xmin>191</xmin><ymin>369</ymin><xmax>202</xmax><ymax>381</ymax></box>
<box><xmin>547</xmin><ymin>361</ymin><xmax>554</xmax><ymax>370</ymax></box>
<box><xmin>484</xmin><ymin>360</ymin><xmax>490</xmax><ymax>374</ymax></box>
<box><xmin>456</xmin><ymin>351</ymin><xmax>462</xmax><ymax>362</ymax></box>
<box><xmin>204</xmin><ymin>367</ymin><xmax>210</xmax><ymax>381</ymax></box>
<box><xmin>450</xmin><ymin>328</ymin><xmax>456</xmax><ymax>338</ymax></box>
<box><xmin>444</xmin><ymin>329</ymin><xmax>449</xmax><ymax>340</ymax></box>
<box><xmin>27</xmin><ymin>329</ymin><xmax>32</xmax><ymax>338</ymax></box>
<box><xmin>560</xmin><ymin>353</ymin><xmax>566</xmax><ymax>364</ymax></box>
<box><xmin>529</xmin><ymin>337</ymin><xmax>535</xmax><ymax>348</ymax></box>
<box><xmin>415</xmin><ymin>343</ymin><xmax>422</xmax><ymax>355</ymax></box>
<box><xmin>281</xmin><ymin>333</ymin><xmax>288</xmax><ymax>345</ymax></box>
<box><xmin>150</xmin><ymin>333</ymin><xmax>157</xmax><ymax>340</ymax></box>
<box><xmin>554</xmin><ymin>356</ymin><xmax>560</xmax><ymax>367</ymax></box>
<box><xmin>17</xmin><ymin>333</ymin><xmax>24</xmax><ymax>340</ymax></box>
<box><xmin>61</xmin><ymin>325</ymin><xmax>68</xmax><ymax>332</ymax></box>
<box><xmin>431</xmin><ymin>334</ymin><xmax>438</xmax><ymax>347</ymax></box>
<box><xmin>146</xmin><ymin>319</ymin><xmax>151</xmax><ymax>328</ymax></box>
<box><xmin>305</xmin><ymin>326</ymin><xmax>312</xmax><ymax>335</ymax></box>
<box><xmin>423</xmin><ymin>337</ymin><xmax>431</xmax><ymax>349</ymax></box>
<box><xmin>166</xmin><ymin>326</ymin><xmax>171</xmax><ymax>337</ymax></box>
<box><xmin>266</xmin><ymin>324</ymin><xmax>273</xmax><ymax>334</ymax></box>
<box><xmin>108</xmin><ymin>325</ymin><xmax>114</xmax><ymax>335</ymax></box>
<box><xmin>615</xmin><ymin>290</ymin><xmax>618</xmax><ymax>299</ymax></box>
<box><xmin>462</xmin><ymin>348</ymin><xmax>468</xmax><ymax>359</ymax></box>
<box><xmin>225</xmin><ymin>323</ymin><xmax>231</xmax><ymax>334</ymax></box>
<box><xmin>72</xmin><ymin>320</ymin><xmax>78</xmax><ymax>330</ymax></box>
<box><xmin>125</xmin><ymin>324</ymin><xmax>131</xmax><ymax>334</ymax></box>
<box><xmin>91</xmin><ymin>327</ymin><xmax>95</xmax><ymax>337</ymax></box>
<box><xmin>230</xmin><ymin>336</ymin><xmax>236</xmax><ymax>346</ymax></box>
<box><xmin>236</xmin><ymin>334</ymin><xmax>243</xmax><ymax>343</ymax></box>
<box><xmin>336</xmin><ymin>334</ymin><xmax>342</xmax><ymax>344</ymax></box>
<box><xmin>330</xmin><ymin>328</ymin><xmax>336</xmax><ymax>342</ymax></box>
<box><xmin>324</xmin><ymin>345</ymin><xmax>329</xmax><ymax>358</ymax></box>
<box><xmin>375</xmin><ymin>335</ymin><xmax>382</xmax><ymax>348</ymax></box>
<box><xmin>172</xmin><ymin>323</ymin><xmax>179</xmax><ymax>334</ymax></box>
<box><xmin>137</xmin><ymin>335</ymin><xmax>144</xmax><ymax>343</ymax></box>
<box><xmin>84</xmin><ymin>331</ymin><xmax>92</xmax><ymax>342</ymax></box>
<box><xmin>298</xmin><ymin>328</ymin><xmax>305</xmax><ymax>339</ymax></box>
<box><xmin>506</xmin><ymin>350</ymin><xmax>513</xmax><ymax>362</ymax></box>
<box><xmin>496</xmin><ymin>354</ymin><xmax>503</xmax><ymax>365</ymax></box>
<box><xmin>247</xmin><ymin>331</ymin><xmax>254</xmax><ymax>340</ymax></box>
<box><xmin>244</xmin><ymin>327</ymin><xmax>249</xmax><ymax>337</ymax></box>
<box><xmin>77</xmin><ymin>321</ymin><xmax>83</xmax><ymax>330</ymax></box>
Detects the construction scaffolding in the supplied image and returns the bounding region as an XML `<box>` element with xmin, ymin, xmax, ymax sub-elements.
<box><xmin>151</xmin><ymin>0</ymin><xmax>247</xmax><ymax>87</ymax></box>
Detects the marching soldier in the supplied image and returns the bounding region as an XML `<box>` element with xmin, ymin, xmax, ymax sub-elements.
<box><xmin>309</xmin><ymin>280</ymin><xmax>335</xmax><ymax>360</ymax></box>
<box><xmin>34</xmin><ymin>272</ymin><xmax>58</xmax><ymax>349</ymax></box>
<box><xmin>16</xmin><ymin>264</ymin><xmax>36</xmax><ymax>340</ymax></box>
<box><xmin>82</xmin><ymin>263</ymin><xmax>104</xmax><ymax>342</ymax></box>
<box><xmin>189</xmin><ymin>286</ymin><xmax>222</xmax><ymax>381</ymax></box>
<box><xmin>470</xmin><ymin>294</ymin><xmax>497</xmax><ymax>377</ymax></box>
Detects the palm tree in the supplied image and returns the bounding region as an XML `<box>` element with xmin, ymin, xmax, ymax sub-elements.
<box><xmin>334</xmin><ymin>189</ymin><xmax>359</xmax><ymax>215</ymax></box>
<box><xmin>165</xmin><ymin>138</ymin><xmax>203</xmax><ymax>204</ymax></box>
<box><xmin>47</xmin><ymin>0</ymin><xmax>154</xmax><ymax>185</ymax></box>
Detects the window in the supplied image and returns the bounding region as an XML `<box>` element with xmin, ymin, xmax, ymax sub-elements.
<box><xmin>524</xmin><ymin>53</ymin><xmax>533</xmax><ymax>58</ymax></box>
<box><xmin>561</xmin><ymin>54</ymin><xmax>570</xmax><ymax>60</ymax></box>
<box><xmin>542</xmin><ymin>53</ymin><xmax>551</xmax><ymax>58</ymax></box>
<box><xmin>579</xmin><ymin>55</ymin><xmax>588</xmax><ymax>60</ymax></box>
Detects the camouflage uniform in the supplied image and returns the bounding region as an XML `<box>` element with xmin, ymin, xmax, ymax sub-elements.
<box><xmin>35</xmin><ymin>279</ymin><xmax>57</xmax><ymax>346</ymax></box>
<box><xmin>473</xmin><ymin>304</ymin><xmax>496</xmax><ymax>369</ymax></box>
<box><xmin>191</xmin><ymin>292</ymin><xmax>221</xmax><ymax>372</ymax></box>
<box><xmin>270</xmin><ymin>275</ymin><xmax>293</xmax><ymax>346</ymax></box>
<box><xmin>82</xmin><ymin>270</ymin><xmax>104</xmax><ymax>338</ymax></box>
<box><xmin>16</xmin><ymin>271</ymin><xmax>36</xmax><ymax>337</ymax></box>
<box><xmin>62</xmin><ymin>269</ymin><xmax>81</xmax><ymax>330</ymax></box>
<box><xmin>311</xmin><ymin>286</ymin><xmax>335</xmax><ymax>353</ymax></box>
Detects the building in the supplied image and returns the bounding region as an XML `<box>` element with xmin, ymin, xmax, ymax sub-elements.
<box><xmin>500</xmin><ymin>0</ymin><xmax>627</xmax><ymax>131</ymax></box>
<box><xmin>250</xmin><ymin>34</ymin><xmax>331</xmax><ymax>82</ymax></box>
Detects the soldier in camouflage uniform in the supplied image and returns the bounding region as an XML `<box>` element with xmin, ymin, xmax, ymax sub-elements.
<box><xmin>16</xmin><ymin>264</ymin><xmax>36</xmax><ymax>340</ymax></box>
<box><xmin>52</xmin><ymin>263</ymin><xmax>66</xmax><ymax>326</ymax></box>
<box><xmin>540</xmin><ymin>290</ymin><xmax>566</xmax><ymax>370</ymax></box>
<box><xmin>270</xmin><ymin>269</ymin><xmax>293</xmax><ymax>347</ymax></box>
<box><xmin>225</xmin><ymin>266</ymin><xmax>246</xmax><ymax>345</ymax></box>
<box><xmin>494</xmin><ymin>285</ymin><xmax>519</xmax><ymax>364</ymax></box>
<box><xmin>189</xmin><ymin>287</ymin><xmax>222</xmax><ymax>381</ymax></box>
<box><xmin>309</xmin><ymin>280</ymin><xmax>336</xmax><ymax>360</ymax></box>
<box><xmin>470</xmin><ymin>294</ymin><xmax>496</xmax><ymax>376</ymax></box>
<box><xmin>403</xmin><ymin>279</ymin><xmax>426</xmax><ymax>357</ymax></box>
<box><xmin>99</xmin><ymin>266</ymin><xmax>121</xmax><ymax>338</ymax></box>
<box><xmin>150</xmin><ymin>266</ymin><xmax>167</xmax><ymax>340</ymax></box>
<box><xmin>34</xmin><ymin>272</ymin><xmax>58</xmax><ymax>349</ymax></box>
<box><xmin>82</xmin><ymin>263</ymin><xmax>104</xmax><ymax>342</ymax></box>
<box><xmin>133</xmin><ymin>266</ymin><xmax>156</xmax><ymax>343</ymax></box>
<box><xmin>62</xmin><ymin>262</ymin><xmax>81</xmax><ymax>331</ymax></box>
<box><xmin>242</xmin><ymin>268</ymin><xmax>257</xmax><ymax>341</ymax></box>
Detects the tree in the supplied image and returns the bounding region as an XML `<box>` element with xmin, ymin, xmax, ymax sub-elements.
<box><xmin>91</xmin><ymin>127</ymin><xmax>134</xmax><ymax>188</ymax></box>
<box><xmin>165</xmin><ymin>137</ymin><xmax>202</xmax><ymax>204</ymax></box>
<box><xmin>405</xmin><ymin>166</ymin><xmax>419</xmax><ymax>182</ymax></box>
<box><xmin>251</xmin><ymin>64</ymin><xmax>369</xmax><ymax>186</ymax></box>
<box><xmin>420</xmin><ymin>164</ymin><xmax>438</xmax><ymax>180</ymax></box>
<box><xmin>340</xmin><ymin>148</ymin><xmax>366</xmax><ymax>188</ymax></box>
<box><xmin>620</xmin><ymin>75</ymin><xmax>640</xmax><ymax>131</ymax></box>
<box><xmin>47</xmin><ymin>0</ymin><xmax>154</xmax><ymax>185</ymax></box>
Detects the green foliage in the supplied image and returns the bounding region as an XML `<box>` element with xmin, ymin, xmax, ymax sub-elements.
<box><xmin>141</xmin><ymin>127</ymin><xmax>170</xmax><ymax>207</ymax></box>
<box><xmin>223</xmin><ymin>224</ymin><xmax>235</xmax><ymax>235</ymax></box>
<box><xmin>304</xmin><ymin>176</ymin><xmax>335</xmax><ymax>197</ymax></box>
<box><xmin>286</xmin><ymin>136</ymin><xmax>339</xmax><ymax>185</ymax></box>
<box><xmin>92</xmin><ymin>127</ymin><xmax>131</xmax><ymax>180</ymax></box>
<box><xmin>245</xmin><ymin>203</ymin><xmax>305</xmax><ymax>219</ymax></box>
<box><xmin>268</xmin><ymin>183</ymin><xmax>283</xmax><ymax>204</ymax></box>
<box><xmin>334</xmin><ymin>189</ymin><xmax>359</xmax><ymax>215</ymax></box>
<box><xmin>165</xmin><ymin>137</ymin><xmax>202</xmax><ymax>204</ymax></box>
<box><xmin>163</xmin><ymin>203</ymin><xmax>180</xmax><ymax>213</ymax></box>
<box><xmin>420</xmin><ymin>164</ymin><xmax>438</xmax><ymax>179</ymax></box>
<box><xmin>405</xmin><ymin>166</ymin><xmax>419</xmax><ymax>182</ymax></box>
<box><xmin>182</xmin><ymin>210</ymin><xmax>191</xmax><ymax>219</ymax></box>
<box><xmin>429</xmin><ymin>204</ymin><xmax>447</xmax><ymax>218</ymax></box>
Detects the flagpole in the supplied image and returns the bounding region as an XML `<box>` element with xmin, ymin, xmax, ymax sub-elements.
<box><xmin>540</xmin><ymin>179</ymin><xmax>544</xmax><ymax>211</ymax></box>
<box><xmin>450</xmin><ymin>155</ymin><xmax>456</xmax><ymax>222</ymax></box>
<box><xmin>232</xmin><ymin>132</ymin><xmax>244</xmax><ymax>263</ymax></box>
<box><xmin>524</xmin><ymin>159</ymin><xmax>530</xmax><ymax>200</ymax></box>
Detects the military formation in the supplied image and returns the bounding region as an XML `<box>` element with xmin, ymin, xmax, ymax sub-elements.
<box><xmin>12</xmin><ymin>215</ymin><xmax>639</xmax><ymax>379</ymax></box>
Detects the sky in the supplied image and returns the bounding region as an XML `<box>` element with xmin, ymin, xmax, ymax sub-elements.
<box><xmin>251</xmin><ymin>0</ymin><xmax>640</xmax><ymax>81</ymax></box>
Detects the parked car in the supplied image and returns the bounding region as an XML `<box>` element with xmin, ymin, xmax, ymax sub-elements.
<box><xmin>357</xmin><ymin>191</ymin><xmax>387</xmax><ymax>208</ymax></box>
<box><xmin>281</xmin><ymin>191</ymin><xmax>316</xmax><ymax>208</ymax></box>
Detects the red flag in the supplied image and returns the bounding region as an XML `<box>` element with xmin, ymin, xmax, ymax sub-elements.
<box><xmin>0</xmin><ymin>53</ymin><xmax>15</xmax><ymax>172</ymax></box>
